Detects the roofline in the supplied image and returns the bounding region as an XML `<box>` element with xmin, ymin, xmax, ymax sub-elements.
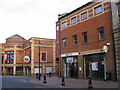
<box><xmin>6</xmin><ymin>34</ymin><xmax>26</xmax><ymax>40</ymax></box>
<box><xmin>58</xmin><ymin>1</ymin><xmax>93</xmax><ymax>20</ymax></box>
<box><xmin>29</xmin><ymin>37</ymin><xmax>56</xmax><ymax>40</ymax></box>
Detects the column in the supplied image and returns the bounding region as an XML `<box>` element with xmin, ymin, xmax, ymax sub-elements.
<box><xmin>13</xmin><ymin>45</ymin><xmax>17</xmax><ymax>75</ymax></box>
<box><xmin>78</xmin><ymin>54</ymin><xmax>84</xmax><ymax>79</ymax></box>
<box><xmin>53</xmin><ymin>41</ymin><xmax>56</xmax><ymax>74</ymax></box>
<box><xmin>43</xmin><ymin>66</ymin><xmax>45</xmax><ymax>75</ymax></box>
<box><xmin>31</xmin><ymin>39</ymin><xmax>35</xmax><ymax>76</ymax></box>
<box><xmin>13</xmin><ymin>66</ymin><xmax>16</xmax><ymax>75</ymax></box>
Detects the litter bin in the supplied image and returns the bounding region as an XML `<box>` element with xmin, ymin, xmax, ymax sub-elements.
<box><xmin>106</xmin><ymin>72</ymin><xmax>111</xmax><ymax>80</ymax></box>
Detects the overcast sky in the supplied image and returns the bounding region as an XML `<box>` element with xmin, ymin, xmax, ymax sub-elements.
<box><xmin>0</xmin><ymin>0</ymin><xmax>92</xmax><ymax>43</ymax></box>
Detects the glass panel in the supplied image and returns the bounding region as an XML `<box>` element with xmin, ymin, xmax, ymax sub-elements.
<box><xmin>83</xmin><ymin>32</ymin><xmax>87</xmax><ymax>43</ymax></box>
<box><xmin>62</xmin><ymin>22</ymin><xmax>67</xmax><ymax>28</ymax></box>
<box><xmin>95</xmin><ymin>5</ymin><xmax>102</xmax><ymax>14</ymax></box>
<box><xmin>62</xmin><ymin>38</ymin><xmax>66</xmax><ymax>48</ymax></box>
<box><xmin>73</xmin><ymin>35</ymin><xmax>77</xmax><ymax>45</ymax></box>
<box><xmin>98</xmin><ymin>27</ymin><xmax>104</xmax><ymax>40</ymax></box>
<box><xmin>71</xmin><ymin>17</ymin><xmax>76</xmax><ymax>24</ymax></box>
<box><xmin>85</xmin><ymin>54</ymin><xmax>104</xmax><ymax>80</ymax></box>
<box><xmin>5</xmin><ymin>51</ymin><xmax>14</xmax><ymax>64</ymax></box>
<box><xmin>42</xmin><ymin>53</ymin><xmax>46</xmax><ymax>61</ymax></box>
<box><xmin>81</xmin><ymin>12</ymin><xmax>87</xmax><ymax>20</ymax></box>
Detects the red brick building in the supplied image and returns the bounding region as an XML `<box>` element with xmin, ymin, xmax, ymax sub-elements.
<box><xmin>56</xmin><ymin>2</ymin><xmax>116</xmax><ymax>80</ymax></box>
<box><xmin>0</xmin><ymin>34</ymin><xmax>57</xmax><ymax>76</ymax></box>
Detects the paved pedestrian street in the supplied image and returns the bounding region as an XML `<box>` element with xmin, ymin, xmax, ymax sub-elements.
<box><xmin>1</xmin><ymin>75</ymin><xmax>119</xmax><ymax>90</ymax></box>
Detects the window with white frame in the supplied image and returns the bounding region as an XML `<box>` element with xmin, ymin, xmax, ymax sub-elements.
<box><xmin>42</xmin><ymin>52</ymin><xmax>47</xmax><ymax>61</ymax></box>
<box><xmin>62</xmin><ymin>21</ymin><xmax>67</xmax><ymax>28</ymax></box>
<box><xmin>81</xmin><ymin>12</ymin><xmax>87</xmax><ymax>20</ymax></box>
<box><xmin>71</xmin><ymin>17</ymin><xmax>76</xmax><ymax>24</ymax></box>
<box><xmin>95</xmin><ymin>5</ymin><xmax>102</xmax><ymax>14</ymax></box>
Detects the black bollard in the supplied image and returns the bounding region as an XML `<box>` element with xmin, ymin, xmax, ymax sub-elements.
<box><xmin>61</xmin><ymin>77</ymin><xmax>65</xmax><ymax>86</ymax></box>
<box><xmin>38</xmin><ymin>73</ymin><xmax>41</xmax><ymax>80</ymax></box>
<box><xmin>43</xmin><ymin>75</ymin><xmax>47</xmax><ymax>83</ymax></box>
<box><xmin>88</xmin><ymin>75</ymin><xmax>93</xmax><ymax>89</ymax></box>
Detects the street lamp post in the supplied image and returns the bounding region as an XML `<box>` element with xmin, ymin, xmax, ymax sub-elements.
<box><xmin>38</xmin><ymin>41</ymin><xmax>41</xmax><ymax>80</ymax></box>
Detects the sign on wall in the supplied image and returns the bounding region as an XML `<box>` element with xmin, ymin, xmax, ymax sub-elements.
<box><xmin>67</xmin><ymin>57</ymin><xmax>73</xmax><ymax>63</ymax></box>
<box><xmin>4</xmin><ymin>51</ymin><xmax>14</xmax><ymax>64</ymax></box>
<box><xmin>92</xmin><ymin>62</ymin><xmax>98</xmax><ymax>71</ymax></box>
<box><xmin>23</xmin><ymin>56</ymin><xmax>30</xmax><ymax>63</ymax></box>
<box><xmin>61</xmin><ymin>52</ymin><xmax>79</xmax><ymax>57</ymax></box>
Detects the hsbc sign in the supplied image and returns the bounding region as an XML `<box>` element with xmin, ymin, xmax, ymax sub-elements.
<box><xmin>67</xmin><ymin>57</ymin><xmax>74</xmax><ymax>63</ymax></box>
<box><xmin>61</xmin><ymin>52</ymin><xmax>79</xmax><ymax>57</ymax></box>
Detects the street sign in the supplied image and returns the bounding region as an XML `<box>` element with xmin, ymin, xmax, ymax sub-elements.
<box><xmin>23</xmin><ymin>56</ymin><xmax>30</xmax><ymax>63</ymax></box>
<box><xmin>67</xmin><ymin>57</ymin><xmax>73</xmax><ymax>63</ymax></box>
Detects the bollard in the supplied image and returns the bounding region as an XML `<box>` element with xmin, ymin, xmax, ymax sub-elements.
<box><xmin>38</xmin><ymin>73</ymin><xmax>41</xmax><ymax>80</ymax></box>
<box><xmin>88</xmin><ymin>75</ymin><xmax>93</xmax><ymax>89</ymax></box>
<box><xmin>43</xmin><ymin>75</ymin><xmax>47</xmax><ymax>83</ymax></box>
<box><xmin>61</xmin><ymin>76</ymin><xmax>65</xmax><ymax>86</ymax></box>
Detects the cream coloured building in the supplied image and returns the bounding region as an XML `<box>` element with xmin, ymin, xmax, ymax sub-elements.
<box><xmin>0</xmin><ymin>34</ymin><xmax>58</xmax><ymax>76</ymax></box>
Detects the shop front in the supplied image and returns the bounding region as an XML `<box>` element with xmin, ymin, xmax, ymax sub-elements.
<box><xmin>4</xmin><ymin>66</ymin><xmax>13</xmax><ymax>75</ymax></box>
<box><xmin>16</xmin><ymin>67</ymin><xmax>23</xmax><ymax>75</ymax></box>
<box><xmin>34</xmin><ymin>66</ymin><xmax>42</xmax><ymax>74</ymax></box>
<box><xmin>62</xmin><ymin>52</ymin><xmax>79</xmax><ymax>78</ymax></box>
<box><xmin>84</xmin><ymin>53</ymin><xmax>106</xmax><ymax>80</ymax></box>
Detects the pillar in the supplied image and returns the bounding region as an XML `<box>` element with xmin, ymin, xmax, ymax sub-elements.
<box><xmin>78</xmin><ymin>55</ymin><xmax>84</xmax><ymax>79</ymax></box>
<box><xmin>53</xmin><ymin>41</ymin><xmax>56</xmax><ymax>74</ymax></box>
<box><xmin>13</xmin><ymin>45</ymin><xmax>17</xmax><ymax>75</ymax></box>
<box><xmin>31</xmin><ymin>39</ymin><xmax>35</xmax><ymax>76</ymax></box>
<box><xmin>13</xmin><ymin>66</ymin><xmax>16</xmax><ymax>75</ymax></box>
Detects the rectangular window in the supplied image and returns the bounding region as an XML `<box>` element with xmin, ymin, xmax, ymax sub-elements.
<box><xmin>62</xmin><ymin>38</ymin><xmax>66</xmax><ymax>48</ymax></box>
<box><xmin>73</xmin><ymin>35</ymin><xmax>77</xmax><ymax>45</ymax></box>
<box><xmin>71</xmin><ymin>17</ymin><xmax>76</xmax><ymax>24</ymax></box>
<box><xmin>95</xmin><ymin>5</ymin><xmax>102</xmax><ymax>14</ymax></box>
<box><xmin>62</xmin><ymin>21</ymin><xmax>67</xmax><ymax>28</ymax></box>
<box><xmin>118</xmin><ymin>4</ymin><xmax>120</xmax><ymax>23</ymax></box>
<box><xmin>42</xmin><ymin>53</ymin><xmax>46</xmax><ymax>61</ymax></box>
<box><xmin>81</xmin><ymin>12</ymin><xmax>87</xmax><ymax>20</ymax></box>
<box><xmin>5</xmin><ymin>51</ymin><xmax>14</xmax><ymax>64</ymax></box>
<box><xmin>82</xmin><ymin>32</ymin><xmax>87</xmax><ymax>43</ymax></box>
<box><xmin>98</xmin><ymin>27</ymin><xmax>104</xmax><ymax>40</ymax></box>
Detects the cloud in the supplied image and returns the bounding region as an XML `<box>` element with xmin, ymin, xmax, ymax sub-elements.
<box><xmin>0</xmin><ymin>0</ymin><xmax>91</xmax><ymax>43</ymax></box>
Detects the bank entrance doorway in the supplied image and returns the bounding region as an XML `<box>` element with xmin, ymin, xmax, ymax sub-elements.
<box><xmin>84</xmin><ymin>54</ymin><xmax>105</xmax><ymax>80</ymax></box>
<box><xmin>64</xmin><ymin>57</ymin><xmax>78</xmax><ymax>78</ymax></box>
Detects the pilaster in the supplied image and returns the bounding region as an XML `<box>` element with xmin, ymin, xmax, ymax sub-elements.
<box><xmin>31</xmin><ymin>39</ymin><xmax>35</xmax><ymax>76</ymax></box>
<box><xmin>53</xmin><ymin>41</ymin><xmax>56</xmax><ymax>74</ymax></box>
<box><xmin>13</xmin><ymin>45</ymin><xmax>17</xmax><ymax>75</ymax></box>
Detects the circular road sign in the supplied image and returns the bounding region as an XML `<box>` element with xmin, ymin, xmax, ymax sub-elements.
<box><xmin>103</xmin><ymin>45</ymin><xmax>108</xmax><ymax>53</ymax></box>
<box><xmin>23</xmin><ymin>56</ymin><xmax>30</xmax><ymax>63</ymax></box>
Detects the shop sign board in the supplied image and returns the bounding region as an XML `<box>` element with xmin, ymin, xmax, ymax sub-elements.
<box><xmin>67</xmin><ymin>57</ymin><xmax>73</xmax><ymax>63</ymax></box>
<box><xmin>61</xmin><ymin>52</ymin><xmax>78</xmax><ymax>57</ymax></box>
